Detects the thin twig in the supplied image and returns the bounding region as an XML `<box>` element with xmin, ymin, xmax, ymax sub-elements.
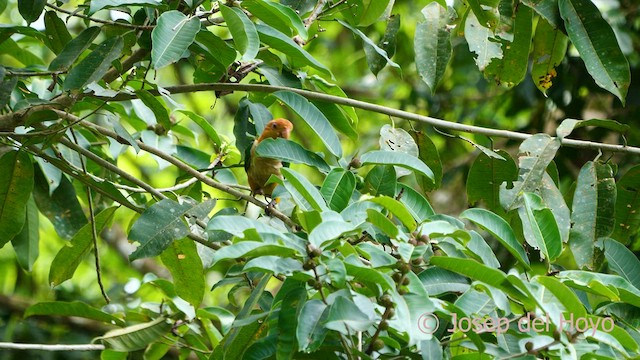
<box><xmin>4</xmin><ymin>69</ymin><xmax>68</xmax><ymax>77</ymax></box>
<box><xmin>67</xmin><ymin>124</ymin><xmax>111</xmax><ymax>304</ymax></box>
<box><xmin>0</xmin><ymin>342</ymin><xmax>105</xmax><ymax>351</ymax></box>
<box><xmin>46</xmin><ymin>3</ymin><xmax>154</xmax><ymax>30</ymax></box>
<box><xmin>91</xmin><ymin>83</ymin><xmax>640</xmax><ymax>155</ymax></box>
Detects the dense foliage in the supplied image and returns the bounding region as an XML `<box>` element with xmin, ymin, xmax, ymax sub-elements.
<box><xmin>1</xmin><ymin>0</ymin><xmax>639</xmax><ymax>359</ymax></box>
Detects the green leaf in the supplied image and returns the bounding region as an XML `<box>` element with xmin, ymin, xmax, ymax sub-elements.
<box><xmin>485</xmin><ymin>5</ymin><xmax>533</xmax><ymax>87</ymax></box>
<box><xmin>277</xmin><ymin>287</ymin><xmax>306</xmax><ymax>359</ymax></box>
<box><xmin>612</xmin><ymin>165</ymin><xmax>640</xmax><ymax>244</ymax></box>
<box><xmin>397</xmin><ymin>183</ymin><xmax>435</xmax><ymax>222</ymax></box>
<box><xmin>89</xmin><ymin>0</ymin><xmax>161</xmax><ymax>15</ymax></box>
<box><xmin>430</xmin><ymin>257</ymin><xmax>525</xmax><ymax>300</ymax></box>
<box><xmin>221</xmin><ymin>4</ymin><xmax>260</xmax><ymax>61</ymax></box>
<box><xmin>160</xmin><ymin>238</ymin><xmax>204</xmax><ymax>308</ymax></box>
<box><xmin>272</xmin><ymin>91</ymin><xmax>342</xmax><ymax>157</ymax></box>
<box><xmin>242</xmin><ymin>0</ymin><xmax>308</xmax><ymax>40</ymax></box>
<box><xmin>467</xmin><ymin>150</ymin><xmax>517</xmax><ymax>212</ymax></box>
<box><xmin>367</xmin><ymin>208</ymin><xmax>399</xmax><ymax>238</ymax></box>
<box><xmin>0</xmin><ymin>151</ymin><xmax>33</xmax><ymax>246</ymax></box>
<box><xmin>365</xmin><ymin>14</ymin><xmax>400</xmax><ymax>76</ymax></box>
<box><xmin>412</xmin><ymin>130</ymin><xmax>442</xmax><ymax>192</ymax></box>
<box><xmin>369</xmin><ymin>196</ymin><xmax>417</xmax><ymax>232</ymax></box>
<box><xmin>175</xmin><ymin>109</ymin><xmax>221</xmax><ymax>150</ymax></box>
<box><xmin>520</xmin><ymin>192</ymin><xmax>562</xmax><ymax>262</ymax></box>
<box><xmin>25</xmin><ymin>301</ymin><xmax>124</xmax><ymax>326</ymax></box>
<box><xmin>297</xmin><ymin>300</ymin><xmax>329</xmax><ymax>352</ymax></box>
<box><xmin>49</xmin><ymin>27</ymin><xmax>101</xmax><ymax>71</ymax></box>
<box><xmin>531</xmin><ymin>17</ymin><xmax>568</xmax><ymax>93</ymax></box>
<box><xmin>536</xmin><ymin>276</ymin><xmax>587</xmax><ymax>319</ymax></box>
<box><xmin>603</xmin><ymin>238</ymin><xmax>640</xmax><ymax>290</ymax></box>
<box><xmin>559</xmin><ymin>0</ymin><xmax>630</xmax><ymax>104</ymax></box>
<box><xmin>500</xmin><ymin>134</ymin><xmax>561</xmax><ymax>210</ymax></box>
<box><xmin>43</xmin><ymin>11</ymin><xmax>72</xmax><ymax>54</ymax></box>
<box><xmin>18</xmin><ymin>0</ymin><xmax>45</xmax><ymax>24</ymax></box>
<box><xmin>255</xmin><ymin>138</ymin><xmax>330</xmax><ymax>172</ymax></box>
<box><xmin>151</xmin><ymin>11</ymin><xmax>200</xmax><ymax>69</ymax></box>
<box><xmin>309</xmin><ymin>219</ymin><xmax>357</xmax><ymax>249</ymax></box>
<box><xmin>33</xmin><ymin>168</ymin><xmax>87</xmax><ymax>239</ymax></box>
<box><xmin>136</xmin><ymin>90</ymin><xmax>171</xmax><ymax>130</ymax></box>
<box><xmin>415</xmin><ymin>3</ymin><xmax>452</xmax><ymax>94</ymax></box>
<box><xmin>324</xmin><ymin>296</ymin><xmax>375</xmax><ymax>333</ymax></box>
<box><xmin>243</xmin><ymin>256</ymin><xmax>302</xmax><ymax>275</ymax></box>
<box><xmin>559</xmin><ymin>271</ymin><xmax>640</xmax><ymax>308</ymax></box>
<box><xmin>281</xmin><ymin>168</ymin><xmax>329</xmax><ymax>212</ymax></box>
<box><xmin>418</xmin><ymin>267</ymin><xmax>470</xmax><ymax>295</ymax></box>
<box><xmin>569</xmin><ymin>161</ymin><xmax>616</xmax><ymax>269</ymax></box>
<box><xmin>256</xmin><ymin>24</ymin><xmax>330</xmax><ymax>74</ymax></box>
<box><xmin>49</xmin><ymin>207</ymin><xmax>117</xmax><ymax>286</ymax></box>
<box><xmin>461</xmin><ymin>208</ymin><xmax>531</xmax><ymax>268</ymax></box>
<box><xmin>338</xmin><ymin>20</ymin><xmax>400</xmax><ymax>72</ymax></box>
<box><xmin>364</xmin><ymin>165</ymin><xmax>396</xmax><ymax>197</ymax></box>
<box><xmin>11</xmin><ymin>194</ymin><xmax>38</xmax><ymax>271</ymax></box>
<box><xmin>358</xmin><ymin>0</ymin><xmax>393</xmax><ymax>27</ymax></box>
<box><xmin>63</xmin><ymin>36</ymin><xmax>124</xmax><ymax>90</ymax></box>
<box><xmin>464</xmin><ymin>11</ymin><xmax>502</xmax><ymax>71</ymax></box>
<box><xmin>95</xmin><ymin>317</ymin><xmax>171</xmax><ymax>351</ymax></box>
<box><xmin>321</xmin><ymin>168</ymin><xmax>356</xmax><ymax>212</ymax></box>
<box><xmin>522</xmin><ymin>0</ymin><xmax>562</xmax><ymax>29</ymax></box>
<box><xmin>556</xmin><ymin>118</ymin><xmax>630</xmax><ymax>139</ymax></box>
<box><xmin>307</xmin><ymin>75</ymin><xmax>358</xmax><ymax>133</ymax></box>
<box><xmin>361</xmin><ymin>150</ymin><xmax>434</xmax><ymax>181</ymax></box>
<box><xmin>129</xmin><ymin>199</ymin><xmax>215</xmax><ymax>260</ymax></box>
<box><xmin>379</xmin><ymin>124</ymin><xmax>419</xmax><ymax>178</ymax></box>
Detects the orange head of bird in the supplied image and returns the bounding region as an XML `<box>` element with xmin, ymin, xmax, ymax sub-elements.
<box><xmin>258</xmin><ymin>118</ymin><xmax>293</xmax><ymax>141</ymax></box>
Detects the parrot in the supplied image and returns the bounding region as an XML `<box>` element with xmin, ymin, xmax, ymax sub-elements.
<box><xmin>245</xmin><ymin>118</ymin><xmax>294</xmax><ymax>197</ymax></box>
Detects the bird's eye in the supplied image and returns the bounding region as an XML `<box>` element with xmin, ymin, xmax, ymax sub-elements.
<box><xmin>272</xmin><ymin>123</ymin><xmax>278</xmax><ymax>129</ymax></box>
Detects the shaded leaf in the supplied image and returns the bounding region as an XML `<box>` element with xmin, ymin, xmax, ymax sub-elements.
<box><xmin>412</xmin><ymin>130</ymin><xmax>442</xmax><ymax>192</ymax></box>
<box><xmin>612</xmin><ymin>165</ymin><xmax>640</xmax><ymax>244</ymax></box>
<box><xmin>338</xmin><ymin>20</ymin><xmax>400</xmax><ymax>72</ymax></box>
<box><xmin>11</xmin><ymin>194</ymin><xmax>38</xmax><ymax>271</ymax></box>
<box><xmin>49</xmin><ymin>27</ymin><xmax>101</xmax><ymax>71</ymax></box>
<box><xmin>95</xmin><ymin>317</ymin><xmax>171</xmax><ymax>351</ymax></box>
<box><xmin>257</xmin><ymin>24</ymin><xmax>329</xmax><ymax>73</ymax></box>
<box><xmin>242</xmin><ymin>0</ymin><xmax>307</xmax><ymax>40</ymax></box>
<box><xmin>43</xmin><ymin>11</ymin><xmax>72</xmax><ymax>54</ymax></box>
<box><xmin>603</xmin><ymin>238</ymin><xmax>640</xmax><ymax>290</ymax></box>
<box><xmin>467</xmin><ymin>150</ymin><xmax>517</xmax><ymax>212</ymax></box>
<box><xmin>151</xmin><ymin>11</ymin><xmax>200</xmax><ymax>69</ymax></box>
<box><xmin>25</xmin><ymin>301</ymin><xmax>124</xmax><ymax>326</ymax></box>
<box><xmin>255</xmin><ymin>138</ymin><xmax>330</xmax><ymax>172</ymax></box>
<box><xmin>63</xmin><ymin>37</ymin><xmax>124</xmax><ymax>90</ymax></box>
<box><xmin>89</xmin><ymin>0</ymin><xmax>161</xmax><ymax>15</ymax></box>
<box><xmin>281</xmin><ymin>168</ymin><xmax>328</xmax><ymax>212</ymax></box>
<box><xmin>160</xmin><ymin>238</ymin><xmax>204</xmax><ymax>308</ymax></box>
<box><xmin>18</xmin><ymin>0</ymin><xmax>45</xmax><ymax>24</ymax></box>
<box><xmin>365</xmin><ymin>14</ymin><xmax>400</xmax><ymax>75</ymax></box>
<box><xmin>531</xmin><ymin>17</ymin><xmax>568</xmax><ymax>93</ymax></box>
<box><xmin>321</xmin><ymin>168</ymin><xmax>356</xmax><ymax>212</ymax></box>
<box><xmin>415</xmin><ymin>3</ymin><xmax>452</xmax><ymax>93</ymax></box>
<box><xmin>0</xmin><ymin>151</ymin><xmax>33</xmax><ymax>246</ymax></box>
<box><xmin>364</xmin><ymin>165</ymin><xmax>396</xmax><ymax>197</ymax></box>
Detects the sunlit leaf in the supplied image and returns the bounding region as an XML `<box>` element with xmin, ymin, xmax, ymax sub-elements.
<box><xmin>255</xmin><ymin>138</ymin><xmax>330</xmax><ymax>172</ymax></box>
<box><xmin>160</xmin><ymin>238</ymin><xmax>204</xmax><ymax>308</ymax></box>
<box><xmin>151</xmin><ymin>11</ymin><xmax>200</xmax><ymax>69</ymax></box>
<box><xmin>26</xmin><ymin>300</ymin><xmax>124</xmax><ymax>326</ymax></box>
<box><xmin>415</xmin><ymin>3</ymin><xmax>452</xmax><ymax>93</ymax></box>
<box><xmin>95</xmin><ymin>317</ymin><xmax>171</xmax><ymax>351</ymax></box>
<box><xmin>321</xmin><ymin>168</ymin><xmax>356</xmax><ymax>212</ymax></box>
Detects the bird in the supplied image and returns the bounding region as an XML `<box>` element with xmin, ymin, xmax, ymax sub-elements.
<box><xmin>245</xmin><ymin>118</ymin><xmax>294</xmax><ymax>197</ymax></box>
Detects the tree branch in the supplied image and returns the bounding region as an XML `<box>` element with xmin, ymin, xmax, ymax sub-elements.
<box><xmin>0</xmin><ymin>342</ymin><xmax>105</xmax><ymax>351</ymax></box>
<box><xmin>91</xmin><ymin>82</ymin><xmax>640</xmax><ymax>155</ymax></box>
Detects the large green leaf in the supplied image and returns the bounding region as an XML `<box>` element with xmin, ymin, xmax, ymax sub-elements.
<box><xmin>603</xmin><ymin>238</ymin><xmax>640</xmax><ymax>290</ymax></box>
<box><xmin>338</xmin><ymin>20</ymin><xmax>400</xmax><ymax>72</ymax></box>
<box><xmin>242</xmin><ymin>0</ymin><xmax>307</xmax><ymax>40</ymax></box>
<box><xmin>160</xmin><ymin>238</ymin><xmax>204</xmax><ymax>308</ymax></box>
<box><xmin>63</xmin><ymin>36</ymin><xmax>124</xmax><ymax>90</ymax></box>
<box><xmin>361</xmin><ymin>150</ymin><xmax>434</xmax><ymax>181</ymax></box>
<box><xmin>257</xmin><ymin>24</ymin><xmax>329</xmax><ymax>74</ymax></box>
<box><xmin>531</xmin><ymin>17</ymin><xmax>568</xmax><ymax>93</ymax></box>
<box><xmin>461</xmin><ymin>208</ymin><xmax>530</xmax><ymax>268</ymax></box>
<box><xmin>89</xmin><ymin>0</ymin><xmax>161</xmax><ymax>14</ymax></box>
<box><xmin>10</xmin><ymin>194</ymin><xmax>38</xmax><ymax>271</ymax></box>
<box><xmin>397</xmin><ymin>183</ymin><xmax>435</xmax><ymax>222</ymax></box>
<box><xmin>0</xmin><ymin>151</ymin><xmax>33</xmax><ymax>246</ymax></box>
<box><xmin>49</xmin><ymin>27</ymin><xmax>101</xmax><ymax>71</ymax></box>
<box><xmin>297</xmin><ymin>300</ymin><xmax>329</xmax><ymax>352</ymax></box>
<box><xmin>412</xmin><ymin>130</ymin><xmax>442</xmax><ymax>192</ymax></box>
<box><xmin>415</xmin><ymin>3</ymin><xmax>452</xmax><ymax>94</ymax></box>
<box><xmin>369</xmin><ymin>196</ymin><xmax>417</xmax><ymax>232</ymax></box>
<box><xmin>559</xmin><ymin>0</ymin><xmax>630</xmax><ymax>104</ymax></box>
<box><xmin>129</xmin><ymin>199</ymin><xmax>215</xmax><ymax>260</ymax></box>
<box><xmin>43</xmin><ymin>11</ymin><xmax>72</xmax><ymax>54</ymax></box>
<box><xmin>500</xmin><ymin>134</ymin><xmax>561</xmax><ymax>210</ymax></box>
<box><xmin>18</xmin><ymin>0</ymin><xmax>45</xmax><ymax>24</ymax></box>
<box><xmin>535</xmin><ymin>276</ymin><xmax>587</xmax><ymax>319</ymax></box>
<box><xmin>521</xmin><ymin>0</ymin><xmax>562</xmax><ymax>29</ymax></box>
<box><xmin>95</xmin><ymin>317</ymin><xmax>171</xmax><ymax>351</ymax></box>
<box><xmin>151</xmin><ymin>11</ymin><xmax>200</xmax><ymax>69</ymax></box>
<box><xmin>272</xmin><ymin>91</ymin><xmax>342</xmax><ymax>157</ymax></box>
<box><xmin>277</xmin><ymin>287</ymin><xmax>306</xmax><ymax>359</ymax></box>
<box><xmin>219</xmin><ymin>4</ymin><xmax>259</xmax><ymax>61</ymax></box>
<box><xmin>556</xmin><ymin>118</ymin><xmax>630</xmax><ymax>139</ymax></box>
<box><xmin>136</xmin><ymin>90</ymin><xmax>171</xmax><ymax>129</ymax></box>
<box><xmin>467</xmin><ymin>150</ymin><xmax>517</xmax><ymax>212</ymax></box>
<box><xmin>281</xmin><ymin>168</ymin><xmax>328</xmax><ymax>212</ymax></box>
<box><xmin>569</xmin><ymin>161</ymin><xmax>615</xmax><ymax>269</ymax></box>
<box><xmin>364</xmin><ymin>165</ymin><xmax>396</xmax><ymax>197</ymax></box>
<box><xmin>324</xmin><ymin>296</ymin><xmax>375</xmax><ymax>333</ymax></box>
<box><xmin>520</xmin><ymin>192</ymin><xmax>562</xmax><ymax>262</ymax></box>
<box><xmin>255</xmin><ymin>138</ymin><xmax>330</xmax><ymax>172</ymax></box>
<box><xmin>559</xmin><ymin>271</ymin><xmax>640</xmax><ymax>308</ymax></box>
<box><xmin>25</xmin><ymin>301</ymin><xmax>124</xmax><ymax>326</ymax></box>
<box><xmin>358</xmin><ymin>0</ymin><xmax>393</xmax><ymax>27</ymax></box>
<box><xmin>365</xmin><ymin>14</ymin><xmax>400</xmax><ymax>76</ymax></box>
<box><xmin>321</xmin><ymin>168</ymin><xmax>356</xmax><ymax>212</ymax></box>
<box><xmin>49</xmin><ymin>207</ymin><xmax>117</xmax><ymax>286</ymax></box>
<box><xmin>612</xmin><ymin>165</ymin><xmax>640</xmax><ymax>244</ymax></box>
<box><xmin>485</xmin><ymin>4</ymin><xmax>533</xmax><ymax>87</ymax></box>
